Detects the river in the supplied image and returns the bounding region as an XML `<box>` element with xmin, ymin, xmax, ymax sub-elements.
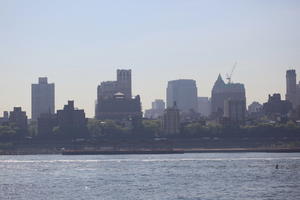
<box><xmin>0</xmin><ymin>153</ymin><xmax>299</xmax><ymax>200</ymax></box>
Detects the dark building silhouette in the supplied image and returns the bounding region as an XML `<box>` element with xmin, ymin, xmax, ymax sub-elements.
<box><xmin>96</xmin><ymin>93</ymin><xmax>142</xmax><ymax>120</ymax></box>
<box><xmin>57</xmin><ymin>101</ymin><xmax>88</xmax><ymax>138</ymax></box>
<box><xmin>9</xmin><ymin>107</ymin><xmax>28</xmax><ymax>135</ymax></box>
<box><xmin>0</xmin><ymin>111</ymin><xmax>9</xmax><ymax>125</ymax></box>
<box><xmin>95</xmin><ymin>69</ymin><xmax>142</xmax><ymax>120</ymax></box>
<box><xmin>162</xmin><ymin>102</ymin><xmax>180</xmax><ymax>135</ymax></box>
<box><xmin>263</xmin><ymin>94</ymin><xmax>292</xmax><ymax>116</ymax></box>
<box><xmin>37</xmin><ymin>113</ymin><xmax>57</xmax><ymax>138</ymax></box>
<box><xmin>166</xmin><ymin>79</ymin><xmax>198</xmax><ymax>113</ymax></box>
<box><xmin>211</xmin><ymin>74</ymin><xmax>246</xmax><ymax>117</ymax></box>
<box><xmin>248</xmin><ymin>101</ymin><xmax>263</xmax><ymax>114</ymax></box>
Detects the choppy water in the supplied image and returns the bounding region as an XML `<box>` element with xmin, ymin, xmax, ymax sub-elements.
<box><xmin>0</xmin><ymin>153</ymin><xmax>300</xmax><ymax>200</ymax></box>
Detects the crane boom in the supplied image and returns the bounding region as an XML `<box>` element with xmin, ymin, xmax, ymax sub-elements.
<box><xmin>226</xmin><ymin>62</ymin><xmax>237</xmax><ymax>83</ymax></box>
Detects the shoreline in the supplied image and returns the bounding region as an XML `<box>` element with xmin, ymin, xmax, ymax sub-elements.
<box><xmin>1</xmin><ymin>147</ymin><xmax>300</xmax><ymax>155</ymax></box>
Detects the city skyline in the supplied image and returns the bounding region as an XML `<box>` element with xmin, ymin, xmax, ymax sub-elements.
<box><xmin>1</xmin><ymin>0</ymin><xmax>300</xmax><ymax>117</ymax></box>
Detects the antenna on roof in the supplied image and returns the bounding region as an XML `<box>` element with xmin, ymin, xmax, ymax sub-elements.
<box><xmin>226</xmin><ymin>62</ymin><xmax>237</xmax><ymax>84</ymax></box>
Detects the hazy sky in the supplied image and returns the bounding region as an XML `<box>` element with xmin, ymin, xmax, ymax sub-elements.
<box><xmin>0</xmin><ymin>0</ymin><xmax>299</xmax><ymax>118</ymax></box>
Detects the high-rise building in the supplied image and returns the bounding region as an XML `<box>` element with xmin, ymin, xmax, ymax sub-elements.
<box><xmin>211</xmin><ymin>74</ymin><xmax>246</xmax><ymax>116</ymax></box>
<box><xmin>95</xmin><ymin>69</ymin><xmax>142</xmax><ymax>120</ymax></box>
<box><xmin>286</xmin><ymin>70</ymin><xmax>298</xmax><ymax>108</ymax></box>
<box><xmin>144</xmin><ymin>99</ymin><xmax>165</xmax><ymax>119</ymax></box>
<box><xmin>166</xmin><ymin>79</ymin><xmax>198</xmax><ymax>113</ymax></box>
<box><xmin>198</xmin><ymin>97</ymin><xmax>211</xmax><ymax>117</ymax></box>
<box><xmin>97</xmin><ymin>69</ymin><xmax>132</xmax><ymax>100</ymax></box>
<box><xmin>224</xmin><ymin>99</ymin><xmax>246</xmax><ymax>123</ymax></box>
<box><xmin>31</xmin><ymin>77</ymin><xmax>55</xmax><ymax>121</ymax></box>
<box><xmin>162</xmin><ymin>103</ymin><xmax>180</xmax><ymax>135</ymax></box>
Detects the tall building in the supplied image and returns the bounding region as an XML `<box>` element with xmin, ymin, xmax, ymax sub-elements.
<box><xmin>211</xmin><ymin>74</ymin><xmax>246</xmax><ymax>116</ymax></box>
<box><xmin>162</xmin><ymin>103</ymin><xmax>180</xmax><ymax>135</ymax></box>
<box><xmin>95</xmin><ymin>69</ymin><xmax>142</xmax><ymax>120</ymax></box>
<box><xmin>198</xmin><ymin>97</ymin><xmax>211</xmax><ymax>117</ymax></box>
<box><xmin>97</xmin><ymin>69</ymin><xmax>131</xmax><ymax>100</ymax></box>
<box><xmin>224</xmin><ymin>99</ymin><xmax>246</xmax><ymax>123</ymax></box>
<box><xmin>166</xmin><ymin>79</ymin><xmax>198</xmax><ymax>113</ymax></box>
<box><xmin>144</xmin><ymin>99</ymin><xmax>165</xmax><ymax>119</ymax></box>
<box><xmin>286</xmin><ymin>70</ymin><xmax>297</xmax><ymax>107</ymax></box>
<box><xmin>31</xmin><ymin>77</ymin><xmax>55</xmax><ymax>121</ymax></box>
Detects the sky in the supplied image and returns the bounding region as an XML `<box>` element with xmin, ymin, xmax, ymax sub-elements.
<box><xmin>0</xmin><ymin>0</ymin><xmax>300</xmax><ymax>118</ymax></box>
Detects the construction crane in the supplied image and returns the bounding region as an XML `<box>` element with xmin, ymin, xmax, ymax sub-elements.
<box><xmin>226</xmin><ymin>62</ymin><xmax>237</xmax><ymax>84</ymax></box>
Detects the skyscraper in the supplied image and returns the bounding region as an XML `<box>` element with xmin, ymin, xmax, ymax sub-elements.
<box><xmin>166</xmin><ymin>79</ymin><xmax>198</xmax><ymax>113</ymax></box>
<box><xmin>211</xmin><ymin>74</ymin><xmax>246</xmax><ymax>116</ymax></box>
<box><xmin>31</xmin><ymin>77</ymin><xmax>55</xmax><ymax>121</ymax></box>
<box><xmin>286</xmin><ymin>69</ymin><xmax>299</xmax><ymax>108</ymax></box>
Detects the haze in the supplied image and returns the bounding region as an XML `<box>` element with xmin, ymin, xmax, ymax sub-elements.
<box><xmin>0</xmin><ymin>0</ymin><xmax>299</xmax><ymax>118</ymax></box>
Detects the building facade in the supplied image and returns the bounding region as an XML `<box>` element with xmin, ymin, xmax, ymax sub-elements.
<box><xmin>248</xmin><ymin>101</ymin><xmax>263</xmax><ymax>113</ymax></box>
<box><xmin>162</xmin><ymin>103</ymin><xmax>180</xmax><ymax>135</ymax></box>
<box><xmin>263</xmin><ymin>94</ymin><xmax>293</xmax><ymax>116</ymax></box>
<box><xmin>144</xmin><ymin>99</ymin><xmax>165</xmax><ymax>119</ymax></box>
<box><xmin>166</xmin><ymin>79</ymin><xmax>198</xmax><ymax>113</ymax></box>
<box><xmin>286</xmin><ymin>70</ymin><xmax>299</xmax><ymax>108</ymax></box>
<box><xmin>224</xmin><ymin>99</ymin><xmax>246</xmax><ymax>123</ymax></box>
<box><xmin>95</xmin><ymin>69</ymin><xmax>142</xmax><ymax>120</ymax></box>
<box><xmin>211</xmin><ymin>74</ymin><xmax>246</xmax><ymax>117</ymax></box>
<box><xmin>57</xmin><ymin>101</ymin><xmax>88</xmax><ymax>138</ymax></box>
<box><xmin>9</xmin><ymin>107</ymin><xmax>28</xmax><ymax>135</ymax></box>
<box><xmin>31</xmin><ymin>77</ymin><xmax>55</xmax><ymax>121</ymax></box>
<box><xmin>198</xmin><ymin>97</ymin><xmax>211</xmax><ymax>117</ymax></box>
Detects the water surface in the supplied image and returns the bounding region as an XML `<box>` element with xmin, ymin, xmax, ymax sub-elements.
<box><xmin>0</xmin><ymin>153</ymin><xmax>299</xmax><ymax>200</ymax></box>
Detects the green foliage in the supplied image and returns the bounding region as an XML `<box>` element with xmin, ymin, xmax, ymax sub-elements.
<box><xmin>141</xmin><ymin>120</ymin><xmax>162</xmax><ymax>137</ymax></box>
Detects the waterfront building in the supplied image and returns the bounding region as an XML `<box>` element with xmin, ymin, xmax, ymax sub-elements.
<box><xmin>162</xmin><ymin>102</ymin><xmax>180</xmax><ymax>135</ymax></box>
<box><xmin>144</xmin><ymin>99</ymin><xmax>165</xmax><ymax>119</ymax></box>
<box><xmin>224</xmin><ymin>99</ymin><xmax>246</xmax><ymax>123</ymax></box>
<box><xmin>198</xmin><ymin>97</ymin><xmax>211</xmax><ymax>117</ymax></box>
<box><xmin>166</xmin><ymin>79</ymin><xmax>198</xmax><ymax>113</ymax></box>
<box><xmin>31</xmin><ymin>77</ymin><xmax>55</xmax><ymax>121</ymax></box>
<box><xmin>9</xmin><ymin>107</ymin><xmax>28</xmax><ymax>134</ymax></box>
<box><xmin>263</xmin><ymin>94</ymin><xmax>292</xmax><ymax>116</ymax></box>
<box><xmin>97</xmin><ymin>69</ymin><xmax>131</xmax><ymax>100</ymax></box>
<box><xmin>96</xmin><ymin>93</ymin><xmax>142</xmax><ymax>120</ymax></box>
<box><xmin>95</xmin><ymin>69</ymin><xmax>142</xmax><ymax>121</ymax></box>
<box><xmin>211</xmin><ymin>74</ymin><xmax>246</xmax><ymax>117</ymax></box>
<box><xmin>57</xmin><ymin>101</ymin><xmax>88</xmax><ymax>138</ymax></box>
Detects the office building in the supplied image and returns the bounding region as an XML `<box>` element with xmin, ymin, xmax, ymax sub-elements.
<box><xmin>263</xmin><ymin>94</ymin><xmax>292</xmax><ymax>116</ymax></box>
<box><xmin>211</xmin><ymin>74</ymin><xmax>246</xmax><ymax>116</ymax></box>
<box><xmin>166</xmin><ymin>79</ymin><xmax>198</xmax><ymax>113</ymax></box>
<box><xmin>9</xmin><ymin>107</ymin><xmax>28</xmax><ymax>134</ymax></box>
<box><xmin>31</xmin><ymin>77</ymin><xmax>55</xmax><ymax>121</ymax></box>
